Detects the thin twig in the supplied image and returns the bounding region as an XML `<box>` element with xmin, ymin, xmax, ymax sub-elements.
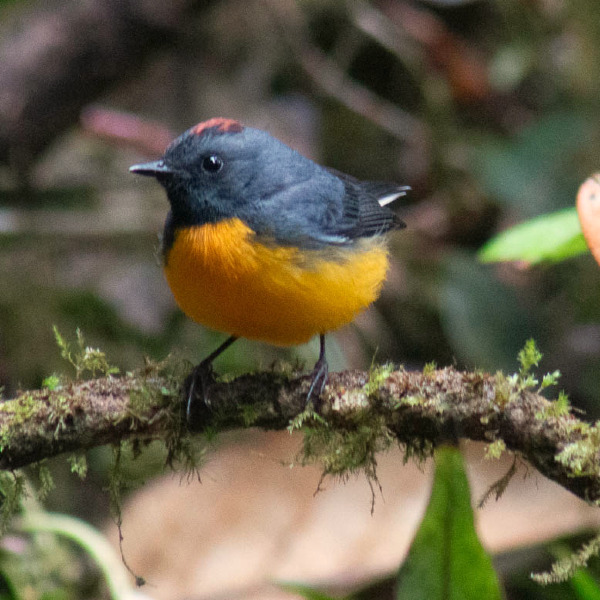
<box><xmin>262</xmin><ymin>0</ymin><xmax>426</xmax><ymax>144</ymax></box>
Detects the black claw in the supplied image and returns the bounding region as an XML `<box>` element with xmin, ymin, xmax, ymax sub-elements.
<box><xmin>185</xmin><ymin>335</ymin><xmax>238</xmax><ymax>429</ymax></box>
<box><xmin>184</xmin><ymin>334</ymin><xmax>328</xmax><ymax>424</ymax></box>
<box><xmin>184</xmin><ymin>360</ymin><xmax>216</xmax><ymax>428</ymax></box>
<box><xmin>306</xmin><ymin>334</ymin><xmax>328</xmax><ymax>408</ymax></box>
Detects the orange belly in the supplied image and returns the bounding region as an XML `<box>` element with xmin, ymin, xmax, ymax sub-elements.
<box><xmin>163</xmin><ymin>218</ymin><xmax>390</xmax><ymax>346</ymax></box>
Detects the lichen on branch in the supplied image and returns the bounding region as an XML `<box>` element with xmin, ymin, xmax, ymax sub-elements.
<box><xmin>1</xmin><ymin>351</ymin><xmax>599</xmax><ymax>511</ymax></box>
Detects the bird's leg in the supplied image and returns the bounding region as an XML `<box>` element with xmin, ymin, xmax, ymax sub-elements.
<box><xmin>306</xmin><ymin>334</ymin><xmax>328</xmax><ymax>408</ymax></box>
<box><xmin>186</xmin><ymin>335</ymin><xmax>238</xmax><ymax>427</ymax></box>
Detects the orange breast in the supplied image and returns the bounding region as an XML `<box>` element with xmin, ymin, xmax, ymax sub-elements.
<box><xmin>163</xmin><ymin>218</ymin><xmax>390</xmax><ymax>346</ymax></box>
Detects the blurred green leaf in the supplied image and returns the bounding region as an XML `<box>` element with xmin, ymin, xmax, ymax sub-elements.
<box><xmin>21</xmin><ymin>512</ymin><xmax>134</xmax><ymax>600</ymax></box>
<box><xmin>570</xmin><ymin>568</ymin><xmax>600</xmax><ymax>600</ymax></box>
<box><xmin>277</xmin><ymin>582</ymin><xmax>338</xmax><ymax>600</ymax></box>
<box><xmin>396</xmin><ymin>446</ymin><xmax>502</xmax><ymax>600</ymax></box>
<box><xmin>479</xmin><ymin>208</ymin><xmax>588</xmax><ymax>265</ymax></box>
<box><xmin>0</xmin><ymin>559</ymin><xmax>19</xmax><ymax>600</ymax></box>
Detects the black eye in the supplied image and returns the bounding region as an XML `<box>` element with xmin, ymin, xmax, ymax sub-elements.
<box><xmin>201</xmin><ymin>154</ymin><xmax>223</xmax><ymax>173</ymax></box>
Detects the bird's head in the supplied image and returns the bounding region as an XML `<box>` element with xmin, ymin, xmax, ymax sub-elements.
<box><xmin>130</xmin><ymin>118</ymin><xmax>320</xmax><ymax>227</ymax></box>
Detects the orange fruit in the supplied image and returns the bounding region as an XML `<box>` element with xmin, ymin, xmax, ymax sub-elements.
<box><xmin>577</xmin><ymin>174</ymin><xmax>600</xmax><ymax>266</ymax></box>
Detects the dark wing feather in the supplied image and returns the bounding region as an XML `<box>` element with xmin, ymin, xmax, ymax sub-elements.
<box><xmin>240</xmin><ymin>166</ymin><xmax>408</xmax><ymax>248</ymax></box>
<box><xmin>322</xmin><ymin>168</ymin><xmax>408</xmax><ymax>240</ymax></box>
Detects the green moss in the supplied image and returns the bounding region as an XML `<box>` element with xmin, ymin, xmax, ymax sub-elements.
<box><xmin>394</xmin><ymin>394</ymin><xmax>424</xmax><ymax>408</ymax></box>
<box><xmin>33</xmin><ymin>462</ymin><xmax>54</xmax><ymax>501</ymax></box>
<box><xmin>130</xmin><ymin>357</ymin><xmax>207</xmax><ymax>477</ymax></box>
<box><xmin>53</xmin><ymin>326</ymin><xmax>119</xmax><ymax>380</ymax></box>
<box><xmin>540</xmin><ymin>369</ymin><xmax>561</xmax><ymax>391</ymax></box>
<box><xmin>484</xmin><ymin>439</ymin><xmax>506</xmax><ymax>460</ymax></box>
<box><xmin>0</xmin><ymin>471</ymin><xmax>27</xmax><ymax>535</ymax></box>
<box><xmin>107</xmin><ymin>445</ymin><xmax>125</xmax><ymax>524</ymax></box>
<box><xmin>517</xmin><ymin>338</ymin><xmax>543</xmax><ymax>377</ymax></box>
<box><xmin>554</xmin><ymin>423</ymin><xmax>600</xmax><ymax>477</ymax></box>
<box><xmin>240</xmin><ymin>404</ymin><xmax>261</xmax><ymax>427</ymax></box>
<box><xmin>67</xmin><ymin>454</ymin><xmax>88</xmax><ymax>479</ymax></box>
<box><xmin>423</xmin><ymin>361</ymin><xmax>437</xmax><ymax>376</ymax></box>
<box><xmin>287</xmin><ymin>405</ymin><xmax>327</xmax><ymax>432</ymax></box>
<box><xmin>169</xmin><ymin>436</ymin><xmax>208</xmax><ymax>478</ymax></box>
<box><xmin>363</xmin><ymin>363</ymin><xmax>396</xmax><ymax>396</ymax></box>
<box><xmin>402</xmin><ymin>437</ymin><xmax>435</xmax><ymax>466</ymax></box>
<box><xmin>301</xmin><ymin>421</ymin><xmax>390</xmax><ymax>483</ymax></box>
<box><xmin>513</xmin><ymin>339</ymin><xmax>561</xmax><ymax>394</ymax></box>
<box><xmin>532</xmin><ymin>532</ymin><xmax>600</xmax><ymax>584</ymax></box>
<box><xmin>42</xmin><ymin>375</ymin><xmax>61</xmax><ymax>391</ymax></box>
<box><xmin>297</xmin><ymin>405</ymin><xmax>396</xmax><ymax>501</ymax></box>
<box><xmin>127</xmin><ymin>373</ymin><xmax>177</xmax><ymax>420</ymax></box>
<box><xmin>493</xmin><ymin>371</ymin><xmax>515</xmax><ymax>408</ymax></box>
<box><xmin>535</xmin><ymin>391</ymin><xmax>571</xmax><ymax>420</ymax></box>
<box><xmin>0</xmin><ymin>335</ymin><xmax>205</xmax><ymax>548</ymax></box>
<box><xmin>0</xmin><ymin>394</ymin><xmax>41</xmax><ymax>452</ymax></box>
<box><xmin>0</xmin><ymin>394</ymin><xmax>38</xmax><ymax>417</ymax></box>
<box><xmin>46</xmin><ymin>394</ymin><xmax>74</xmax><ymax>438</ymax></box>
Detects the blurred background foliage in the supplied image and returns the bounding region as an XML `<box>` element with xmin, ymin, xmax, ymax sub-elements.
<box><xmin>2</xmin><ymin>0</ymin><xmax>600</xmax><ymax>597</ymax></box>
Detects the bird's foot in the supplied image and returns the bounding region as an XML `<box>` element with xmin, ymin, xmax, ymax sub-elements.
<box><xmin>183</xmin><ymin>335</ymin><xmax>238</xmax><ymax>430</ymax></box>
<box><xmin>305</xmin><ymin>352</ymin><xmax>328</xmax><ymax>410</ymax></box>
<box><xmin>184</xmin><ymin>359</ymin><xmax>216</xmax><ymax>430</ymax></box>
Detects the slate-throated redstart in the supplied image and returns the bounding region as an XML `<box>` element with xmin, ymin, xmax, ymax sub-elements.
<box><xmin>130</xmin><ymin>118</ymin><xmax>408</xmax><ymax>421</ymax></box>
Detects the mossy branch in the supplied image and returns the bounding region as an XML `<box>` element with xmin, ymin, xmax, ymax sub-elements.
<box><xmin>1</xmin><ymin>365</ymin><xmax>599</xmax><ymax>506</ymax></box>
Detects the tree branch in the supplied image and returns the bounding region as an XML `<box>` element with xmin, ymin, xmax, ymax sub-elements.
<box><xmin>0</xmin><ymin>366</ymin><xmax>598</xmax><ymax>505</ymax></box>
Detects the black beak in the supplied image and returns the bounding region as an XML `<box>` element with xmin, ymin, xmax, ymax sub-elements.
<box><xmin>129</xmin><ymin>160</ymin><xmax>173</xmax><ymax>177</ymax></box>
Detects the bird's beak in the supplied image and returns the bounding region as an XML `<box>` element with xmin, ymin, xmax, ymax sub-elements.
<box><xmin>129</xmin><ymin>160</ymin><xmax>173</xmax><ymax>177</ymax></box>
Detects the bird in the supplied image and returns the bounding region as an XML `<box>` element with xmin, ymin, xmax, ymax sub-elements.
<box><xmin>130</xmin><ymin>117</ymin><xmax>408</xmax><ymax>422</ymax></box>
